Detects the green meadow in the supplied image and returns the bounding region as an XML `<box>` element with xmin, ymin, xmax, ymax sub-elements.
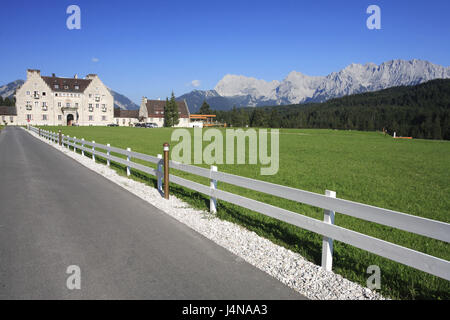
<box><xmin>37</xmin><ymin>126</ymin><xmax>450</xmax><ymax>299</ymax></box>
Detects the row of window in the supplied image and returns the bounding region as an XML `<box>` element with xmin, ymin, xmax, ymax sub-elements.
<box><xmin>1</xmin><ymin>116</ymin><xmax>14</xmax><ymax>123</ymax></box>
<box><xmin>27</xmin><ymin>91</ymin><xmax>105</xmax><ymax>101</ymax></box>
<box><xmin>53</xmin><ymin>84</ymin><xmax>80</xmax><ymax>90</ymax></box>
<box><xmin>25</xmin><ymin>115</ymin><xmax>108</xmax><ymax>121</ymax></box>
<box><xmin>25</xmin><ymin>102</ymin><xmax>108</xmax><ymax>112</ymax></box>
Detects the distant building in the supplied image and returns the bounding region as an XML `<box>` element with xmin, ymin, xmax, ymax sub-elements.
<box><xmin>0</xmin><ymin>106</ymin><xmax>17</xmax><ymax>125</ymax></box>
<box><xmin>139</xmin><ymin>97</ymin><xmax>191</xmax><ymax>127</ymax></box>
<box><xmin>14</xmin><ymin>69</ymin><xmax>114</xmax><ymax>126</ymax></box>
<box><xmin>114</xmin><ymin>108</ymin><xmax>140</xmax><ymax>126</ymax></box>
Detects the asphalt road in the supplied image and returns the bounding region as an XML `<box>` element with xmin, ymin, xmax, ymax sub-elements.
<box><xmin>0</xmin><ymin>126</ymin><xmax>305</xmax><ymax>299</ymax></box>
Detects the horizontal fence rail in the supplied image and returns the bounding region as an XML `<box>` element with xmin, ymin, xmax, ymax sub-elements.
<box><xmin>29</xmin><ymin>126</ymin><xmax>450</xmax><ymax>281</ymax></box>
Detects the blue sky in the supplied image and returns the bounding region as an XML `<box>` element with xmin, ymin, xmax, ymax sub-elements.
<box><xmin>1</xmin><ymin>0</ymin><xmax>449</xmax><ymax>104</ymax></box>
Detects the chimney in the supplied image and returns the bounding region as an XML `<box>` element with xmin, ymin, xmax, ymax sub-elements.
<box><xmin>27</xmin><ymin>69</ymin><xmax>41</xmax><ymax>79</ymax></box>
<box><xmin>74</xmin><ymin>74</ymin><xmax>78</xmax><ymax>79</ymax></box>
<box><xmin>52</xmin><ymin>73</ymin><xmax>55</xmax><ymax>77</ymax></box>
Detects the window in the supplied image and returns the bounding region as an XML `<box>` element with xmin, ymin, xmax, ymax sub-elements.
<box><xmin>88</xmin><ymin>104</ymin><xmax>93</xmax><ymax>112</ymax></box>
<box><xmin>2</xmin><ymin>116</ymin><xmax>5</xmax><ymax>122</ymax></box>
<box><xmin>42</xmin><ymin>92</ymin><xmax>46</xmax><ymax>96</ymax></box>
<box><xmin>74</xmin><ymin>85</ymin><xmax>79</xmax><ymax>90</ymax></box>
<box><xmin>42</xmin><ymin>115</ymin><xmax>47</xmax><ymax>121</ymax></box>
<box><xmin>96</xmin><ymin>104</ymin><xmax>99</xmax><ymax>108</ymax></box>
<box><xmin>55</xmin><ymin>93</ymin><xmax>58</xmax><ymax>97</ymax></box>
<box><xmin>10</xmin><ymin>116</ymin><xmax>13</xmax><ymax>123</ymax></box>
<box><xmin>26</xmin><ymin>91</ymin><xmax>30</xmax><ymax>95</ymax></box>
<box><xmin>66</xmin><ymin>103</ymin><xmax>70</xmax><ymax>108</ymax></box>
<box><xmin>58</xmin><ymin>102</ymin><xmax>61</xmax><ymax>107</ymax></box>
<box><xmin>26</xmin><ymin>101</ymin><xmax>32</xmax><ymax>110</ymax></box>
<box><xmin>89</xmin><ymin>116</ymin><xmax>93</xmax><ymax>121</ymax></box>
<box><xmin>102</xmin><ymin>104</ymin><xmax>107</xmax><ymax>112</ymax></box>
<box><xmin>42</xmin><ymin>102</ymin><xmax>47</xmax><ymax>111</ymax></box>
<box><xmin>58</xmin><ymin>115</ymin><xmax>62</xmax><ymax>121</ymax></box>
<box><xmin>75</xmin><ymin>103</ymin><xmax>79</xmax><ymax>107</ymax></box>
<box><xmin>123</xmin><ymin>119</ymin><xmax>125</xmax><ymax>124</ymax></box>
<box><xmin>64</xmin><ymin>85</ymin><xmax>68</xmax><ymax>89</ymax></box>
<box><xmin>95</xmin><ymin>95</ymin><xmax>100</xmax><ymax>102</ymax></box>
<box><xmin>27</xmin><ymin>114</ymin><xmax>32</xmax><ymax>121</ymax></box>
<box><xmin>102</xmin><ymin>116</ymin><xmax>106</xmax><ymax>121</ymax></box>
<box><xmin>54</xmin><ymin>84</ymin><xmax>59</xmax><ymax>89</ymax></box>
<box><xmin>33</xmin><ymin>91</ymin><xmax>39</xmax><ymax>99</ymax></box>
<box><xmin>35</xmin><ymin>101</ymin><xmax>39</xmax><ymax>108</ymax></box>
<box><xmin>89</xmin><ymin>94</ymin><xmax>92</xmax><ymax>98</ymax></box>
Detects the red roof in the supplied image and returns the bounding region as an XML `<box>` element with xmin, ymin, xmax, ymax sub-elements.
<box><xmin>145</xmin><ymin>100</ymin><xmax>190</xmax><ymax>118</ymax></box>
<box><xmin>41</xmin><ymin>76</ymin><xmax>92</xmax><ymax>93</ymax></box>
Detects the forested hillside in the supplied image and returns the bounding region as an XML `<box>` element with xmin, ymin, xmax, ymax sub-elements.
<box><xmin>213</xmin><ymin>79</ymin><xmax>450</xmax><ymax>140</ymax></box>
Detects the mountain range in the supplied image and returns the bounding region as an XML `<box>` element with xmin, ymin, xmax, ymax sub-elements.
<box><xmin>2</xmin><ymin>59</ymin><xmax>449</xmax><ymax>112</ymax></box>
<box><xmin>0</xmin><ymin>80</ymin><xmax>139</xmax><ymax>110</ymax></box>
<box><xmin>178</xmin><ymin>59</ymin><xmax>450</xmax><ymax>112</ymax></box>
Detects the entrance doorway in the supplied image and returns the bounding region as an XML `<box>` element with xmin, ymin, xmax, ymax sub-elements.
<box><xmin>67</xmin><ymin>114</ymin><xmax>74</xmax><ymax>126</ymax></box>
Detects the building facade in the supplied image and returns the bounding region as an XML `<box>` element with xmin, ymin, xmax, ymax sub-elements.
<box><xmin>0</xmin><ymin>106</ymin><xmax>17</xmax><ymax>125</ymax></box>
<box><xmin>113</xmin><ymin>109</ymin><xmax>140</xmax><ymax>126</ymax></box>
<box><xmin>139</xmin><ymin>97</ymin><xmax>190</xmax><ymax>127</ymax></box>
<box><xmin>14</xmin><ymin>69</ymin><xmax>114</xmax><ymax>126</ymax></box>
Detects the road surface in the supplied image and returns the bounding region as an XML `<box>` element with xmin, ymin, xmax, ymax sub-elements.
<box><xmin>0</xmin><ymin>126</ymin><xmax>305</xmax><ymax>299</ymax></box>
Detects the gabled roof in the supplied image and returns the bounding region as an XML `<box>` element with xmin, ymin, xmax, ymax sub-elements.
<box><xmin>145</xmin><ymin>100</ymin><xmax>189</xmax><ymax>118</ymax></box>
<box><xmin>114</xmin><ymin>108</ymin><xmax>139</xmax><ymax>118</ymax></box>
<box><xmin>0</xmin><ymin>106</ymin><xmax>17</xmax><ymax>116</ymax></box>
<box><xmin>41</xmin><ymin>76</ymin><xmax>92</xmax><ymax>93</ymax></box>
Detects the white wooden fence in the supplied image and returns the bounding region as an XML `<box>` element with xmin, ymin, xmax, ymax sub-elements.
<box><xmin>29</xmin><ymin>126</ymin><xmax>450</xmax><ymax>281</ymax></box>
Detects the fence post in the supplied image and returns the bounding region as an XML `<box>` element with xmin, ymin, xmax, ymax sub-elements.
<box><xmin>39</xmin><ymin>128</ymin><xmax>41</xmax><ymax>136</ymax></box>
<box><xmin>66</xmin><ymin>135</ymin><xmax>70</xmax><ymax>149</ymax></box>
<box><xmin>58</xmin><ymin>130</ymin><xmax>62</xmax><ymax>146</ymax></box>
<box><xmin>321</xmin><ymin>190</ymin><xmax>336</xmax><ymax>272</ymax></box>
<box><xmin>210</xmin><ymin>165</ymin><xmax>218</xmax><ymax>213</ymax></box>
<box><xmin>92</xmin><ymin>141</ymin><xmax>95</xmax><ymax>161</ymax></box>
<box><xmin>81</xmin><ymin>138</ymin><xmax>85</xmax><ymax>156</ymax></box>
<box><xmin>126</xmin><ymin>147</ymin><xmax>131</xmax><ymax>176</ymax></box>
<box><xmin>157</xmin><ymin>154</ymin><xmax>163</xmax><ymax>193</ymax></box>
<box><xmin>74</xmin><ymin>137</ymin><xmax>77</xmax><ymax>152</ymax></box>
<box><xmin>107</xmin><ymin>144</ymin><xmax>110</xmax><ymax>166</ymax></box>
<box><xmin>163</xmin><ymin>143</ymin><xmax>169</xmax><ymax>199</ymax></box>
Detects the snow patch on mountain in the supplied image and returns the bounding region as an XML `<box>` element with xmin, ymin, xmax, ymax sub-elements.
<box><xmin>180</xmin><ymin>59</ymin><xmax>450</xmax><ymax>111</ymax></box>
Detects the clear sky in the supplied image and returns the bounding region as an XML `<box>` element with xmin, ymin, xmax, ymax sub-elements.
<box><xmin>1</xmin><ymin>0</ymin><xmax>449</xmax><ymax>104</ymax></box>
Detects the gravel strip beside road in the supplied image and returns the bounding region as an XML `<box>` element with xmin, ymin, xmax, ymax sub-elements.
<box><xmin>25</xmin><ymin>127</ymin><xmax>386</xmax><ymax>300</ymax></box>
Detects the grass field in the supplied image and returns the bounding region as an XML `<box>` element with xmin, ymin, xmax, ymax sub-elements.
<box><xmin>37</xmin><ymin>126</ymin><xmax>450</xmax><ymax>299</ymax></box>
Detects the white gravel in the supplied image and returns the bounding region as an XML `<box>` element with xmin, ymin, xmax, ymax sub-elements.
<box><xmin>25</xmin><ymin>128</ymin><xmax>386</xmax><ymax>300</ymax></box>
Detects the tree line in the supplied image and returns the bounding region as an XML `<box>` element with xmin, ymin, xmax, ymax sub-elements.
<box><xmin>206</xmin><ymin>79</ymin><xmax>450</xmax><ymax>140</ymax></box>
<box><xmin>0</xmin><ymin>96</ymin><xmax>16</xmax><ymax>106</ymax></box>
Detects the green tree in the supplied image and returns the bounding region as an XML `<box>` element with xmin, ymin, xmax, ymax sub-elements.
<box><xmin>199</xmin><ymin>100</ymin><xmax>212</xmax><ymax>115</ymax></box>
<box><xmin>250</xmin><ymin>108</ymin><xmax>267</xmax><ymax>127</ymax></box>
<box><xmin>171</xmin><ymin>92</ymin><xmax>179</xmax><ymax>126</ymax></box>
<box><xmin>230</xmin><ymin>106</ymin><xmax>242</xmax><ymax>127</ymax></box>
<box><xmin>164</xmin><ymin>97</ymin><xmax>173</xmax><ymax>127</ymax></box>
<box><xmin>269</xmin><ymin>109</ymin><xmax>281</xmax><ymax>128</ymax></box>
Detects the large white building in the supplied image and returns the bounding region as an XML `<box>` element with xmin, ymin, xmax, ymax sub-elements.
<box><xmin>1</xmin><ymin>69</ymin><xmax>195</xmax><ymax>128</ymax></box>
<box><xmin>12</xmin><ymin>69</ymin><xmax>114</xmax><ymax>126</ymax></box>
